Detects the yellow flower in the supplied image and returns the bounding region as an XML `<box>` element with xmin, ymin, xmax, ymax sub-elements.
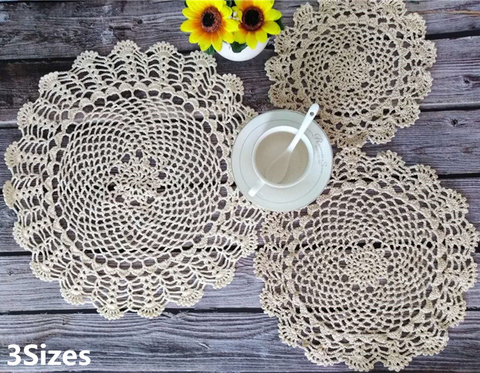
<box><xmin>233</xmin><ymin>0</ymin><xmax>282</xmax><ymax>49</ymax></box>
<box><xmin>181</xmin><ymin>0</ymin><xmax>239</xmax><ymax>52</ymax></box>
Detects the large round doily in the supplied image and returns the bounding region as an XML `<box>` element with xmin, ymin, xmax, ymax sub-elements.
<box><xmin>3</xmin><ymin>41</ymin><xmax>262</xmax><ymax>319</ymax></box>
<box><xmin>256</xmin><ymin>148</ymin><xmax>478</xmax><ymax>371</ymax></box>
<box><xmin>266</xmin><ymin>0</ymin><xmax>436</xmax><ymax>147</ymax></box>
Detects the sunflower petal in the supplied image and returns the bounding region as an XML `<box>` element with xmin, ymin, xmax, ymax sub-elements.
<box><xmin>255</xmin><ymin>29</ymin><xmax>268</xmax><ymax>43</ymax></box>
<box><xmin>254</xmin><ymin>0</ymin><xmax>274</xmax><ymax>12</ymax></box>
<box><xmin>220</xmin><ymin>5</ymin><xmax>233</xmax><ymax>18</ymax></box>
<box><xmin>200</xmin><ymin>32</ymin><xmax>213</xmax><ymax>43</ymax></box>
<box><xmin>184</xmin><ymin>0</ymin><xmax>238</xmax><ymax>51</ymax></box>
<box><xmin>222</xmin><ymin>30</ymin><xmax>235</xmax><ymax>44</ymax></box>
<box><xmin>212</xmin><ymin>0</ymin><xmax>226</xmax><ymax>9</ymax></box>
<box><xmin>233</xmin><ymin>7</ymin><xmax>242</xmax><ymax>20</ymax></box>
<box><xmin>189</xmin><ymin>30</ymin><xmax>204</xmax><ymax>44</ymax></box>
<box><xmin>181</xmin><ymin>19</ymin><xmax>200</xmax><ymax>33</ymax></box>
<box><xmin>246</xmin><ymin>32</ymin><xmax>258</xmax><ymax>49</ymax></box>
<box><xmin>183</xmin><ymin>7</ymin><xmax>200</xmax><ymax>19</ymax></box>
<box><xmin>262</xmin><ymin>20</ymin><xmax>281</xmax><ymax>35</ymax></box>
<box><xmin>265</xmin><ymin>8</ymin><xmax>282</xmax><ymax>21</ymax></box>
<box><xmin>212</xmin><ymin>33</ymin><xmax>223</xmax><ymax>52</ymax></box>
<box><xmin>199</xmin><ymin>42</ymin><xmax>211</xmax><ymax>51</ymax></box>
<box><xmin>236</xmin><ymin>0</ymin><xmax>254</xmax><ymax>11</ymax></box>
<box><xmin>234</xmin><ymin>28</ymin><xmax>248</xmax><ymax>44</ymax></box>
<box><xmin>224</xmin><ymin>18</ymin><xmax>239</xmax><ymax>32</ymax></box>
<box><xmin>186</xmin><ymin>0</ymin><xmax>206</xmax><ymax>12</ymax></box>
<box><xmin>234</xmin><ymin>0</ymin><xmax>245</xmax><ymax>10</ymax></box>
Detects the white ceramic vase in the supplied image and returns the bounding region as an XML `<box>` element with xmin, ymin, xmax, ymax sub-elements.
<box><xmin>217</xmin><ymin>39</ymin><xmax>269</xmax><ymax>62</ymax></box>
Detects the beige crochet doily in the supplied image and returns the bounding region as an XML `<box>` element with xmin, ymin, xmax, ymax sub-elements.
<box><xmin>256</xmin><ymin>148</ymin><xmax>478</xmax><ymax>372</ymax></box>
<box><xmin>3</xmin><ymin>41</ymin><xmax>262</xmax><ymax>319</ymax></box>
<box><xmin>266</xmin><ymin>0</ymin><xmax>436</xmax><ymax>147</ymax></box>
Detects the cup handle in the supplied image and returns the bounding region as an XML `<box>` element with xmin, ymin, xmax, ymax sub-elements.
<box><xmin>248</xmin><ymin>180</ymin><xmax>265</xmax><ymax>198</ymax></box>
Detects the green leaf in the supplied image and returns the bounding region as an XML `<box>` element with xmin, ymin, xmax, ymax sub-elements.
<box><xmin>226</xmin><ymin>0</ymin><xmax>234</xmax><ymax>7</ymax></box>
<box><xmin>231</xmin><ymin>42</ymin><xmax>248</xmax><ymax>53</ymax></box>
<box><xmin>204</xmin><ymin>45</ymin><xmax>216</xmax><ymax>55</ymax></box>
<box><xmin>275</xmin><ymin>17</ymin><xmax>285</xmax><ymax>31</ymax></box>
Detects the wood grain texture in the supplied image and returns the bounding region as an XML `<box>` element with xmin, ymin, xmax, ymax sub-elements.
<box><xmin>0</xmin><ymin>1</ymin><xmax>480</xmax><ymax>372</ymax></box>
<box><xmin>0</xmin><ymin>0</ymin><xmax>479</xmax><ymax>62</ymax></box>
<box><xmin>406</xmin><ymin>0</ymin><xmax>480</xmax><ymax>35</ymax></box>
<box><xmin>2</xmin><ymin>36</ymin><xmax>480</xmax><ymax>128</ymax></box>
<box><xmin>0</xmin><ymin>255</ymin><xmax>263</xmax><ymax>313</ymax></box>
<box><xmin>1</xmin><ymin>166</ymin><xmax>480</xmax><ymax>254</ymax></box>
<box><xmin>2</xmin><ymin>108</ymin><xmax>480</xmax><ymax>187</ymax></box>
<box><xmin>0</xmin><ymin>254</ymin><xmax>479</xmax><ymax>314</ymax></box>
<box><xmin>362</xmin><ymin>109</ymin><xmax>480</xmax><ymax>175</ymax></box>
<box><xmin>0</xmin><ymin>311</ymin><xmax>479</xmax><ymax>372</ymax></box>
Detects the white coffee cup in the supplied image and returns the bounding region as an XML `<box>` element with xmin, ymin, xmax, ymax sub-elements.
<box><xmin>249</xmin><ymin>126</ymin><xmax>314</xmax><ymax>196</ymax></box>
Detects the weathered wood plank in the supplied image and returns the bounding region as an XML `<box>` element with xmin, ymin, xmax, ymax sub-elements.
<box><xmin>2</xmin><ymin>108</ymin><xmax>480</xmax><ymax>191</ymax></box>
<box><xmin>0</xmin><ymin>197</ymin><xmax>18</xmax><ymax>253</ymax></box>
<box><xmin>362</xmin><ymin>109</ymin><xmax>480</xmax><ymax>175</ymax></box>
<box><xmin>0</xmin><ymin>311</ymin><xmax>479</xmax><ymax>372</ymax></box>
<box><xmin>441</xmin><ymin>179</ymin><xmax>480</xmax><ymax>230</ymax></box>
<box><xmin>0</xmin><ymin>54</ymin><xmax>278</xmax><ymax>126</ymax></box>
<box><xmin>407</xmin><ymin>0</ymin><xmax>480</xmax><ymax>35</ymax></box>
<box><xmin>0</xmin><ymin>255</ymin><xmax>263</xmax><ymax>313</ymax></box>
<box><xmin>0</xmin><ymin>0</ymin><xmax>480</xmax><ymax>62</ymax></box>
<box><xmin>0</xmin><ymin>253</ymin><xmax>479</xmax><ymax>313</ymax></box>
<box><xmin>1</xmin><ymin>35</ymin><xmax>480</xmax><ymax>126</ymax></box>
<box><xmin>222</xmin><ymin>36</ymin><xmax>480</xmax><ymax>111</ymax></box>
<box><xmin>426</xmin><ymin>36</ymin><xmax>480</xmax><ymax>109</ymax></box>
<box><xmin>0</xmin><ymin>60</ymin><xmax>70</xmax><ymax>126</ymax></box>
<box><xmin>0</xmin><ymin>128</ymin><xmax>20</xmax><ymax>188</ymax></box>
<box><xmin>1</xmin><ymin>120</ymin><xmax>480</xmax><ymax>253</ymax></box>
<box><xmin>0</xmin><ymin>177</ymin><xmax>478</xmax><ymax>253</ymax></box>
<box><xmin>0</xmin><ymin>1</ymin><xmax>478</xmax><ymax>371</ymax></box>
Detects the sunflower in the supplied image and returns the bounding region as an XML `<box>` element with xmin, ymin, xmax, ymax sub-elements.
<box><xmin>233</xmin><ymin>0</ymin><xmax>282</xmax><ymax>49</ymax></box>
<box><xmin>181</xmin><ymin>0</ymin><xmax>239</xmax><ymax>52</ymax></box>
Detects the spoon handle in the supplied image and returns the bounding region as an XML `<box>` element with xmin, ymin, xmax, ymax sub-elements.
<box><xmin>287</xmin><ymin>104</ymin><xmax>320</xmax><ymax>152</ymax></box>
<box><xmin>248</xmin><ymin>180</ymin><xmax>266</xmax><ymax>198</ymax></box>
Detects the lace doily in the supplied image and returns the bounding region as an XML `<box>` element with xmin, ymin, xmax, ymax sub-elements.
<box><xmin>256</xmin><ymin>148</ymin><xmax>478</xmax><ymax>372</ymax></box>
<box><xmin>266</xmin><ymin>0</ymin><xmax>436</xmax><ymax>147</ymax></box>
<box><xmin>3</xmin><ymin>41</ymin><xmax>262</xmax><ymax>320</ymax></box>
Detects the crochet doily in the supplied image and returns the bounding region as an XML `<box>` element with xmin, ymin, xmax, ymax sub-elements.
<box><xmin>3</xmin><ymin>41</ymin><xmax>262</xmax><ymax>320</ymax></box>
<box><xmin>256</xmin><ymin>148</ymin><xmax>478</xmax><ymax>372</ymax></box>
<box><xmin>266</xmin><ymin>0</ymin><xmax>436</xmax><ymax>147</ymax></box>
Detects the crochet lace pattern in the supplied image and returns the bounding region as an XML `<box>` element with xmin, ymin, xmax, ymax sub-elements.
<box><xmin>256</xmin><ymin>148</ymin><xmax>478</xmax><ymax>372</ymax></box>
<box><xmin>266</xmin><ymin>0</ymin><xmax>436</xmax><ymax>147</ymax></box>
<box><xmin>3</xmin><ymin>41</ymin><xmax>262</xmax><ymax>319</ymax></box>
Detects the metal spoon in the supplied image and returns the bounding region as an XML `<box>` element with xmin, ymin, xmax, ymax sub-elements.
<box><xmin>248</xmin><ymin>104</ymin><xmax>320</xmax><ymax>197</ymax></box>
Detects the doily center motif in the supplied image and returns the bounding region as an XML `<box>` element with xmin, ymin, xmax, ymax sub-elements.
<box><xmin>55</xmin><ymin>99</ymin><xmax>230</xmax><ymax>256</ymax></box>
<box><xmin>266</xmin><ymin>0</ymin><xmax>436</xmax><ymax>147</ymax></box>
<box><xmin>3</xmin><ymin>41</ymin><xmax>262</xmax><ymax>319</ymax></box>
<box><xmin>343</xmin><ymin>244</ymin><xmax>389</xmax><ymax>288</ymax></box>
<box><xmin>256</xmin><ymin>148</ymin><xmax>478</xmax><ymax>372</ymax></box>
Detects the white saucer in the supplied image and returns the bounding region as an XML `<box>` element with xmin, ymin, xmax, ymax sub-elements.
<box><xmin>232</xmin><ymin>110</ymin><xmax>333</xmax><ymax>212</ymax></box>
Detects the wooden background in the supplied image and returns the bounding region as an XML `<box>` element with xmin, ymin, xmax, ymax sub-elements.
<box><xmin>1</xmin><ymin>0</ymin><xmax>480</xmax><ymax>372</ymax></box>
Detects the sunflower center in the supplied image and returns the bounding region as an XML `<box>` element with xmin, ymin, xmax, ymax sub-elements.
<box><xmin>242</xmin><ymin>7</ymin><xmax>264</xmax><ymax>31</ymax></box>
<box><xmin>201</xmin><ymin>7</ymin><xmax>222</xmax><ymax>32</ymax></box>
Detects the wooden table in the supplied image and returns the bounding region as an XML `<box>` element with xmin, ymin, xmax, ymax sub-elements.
<box><xmin>0</xmin><ymin>1</ymin><xmax>479</xmax><ymax>372</ymax></box>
